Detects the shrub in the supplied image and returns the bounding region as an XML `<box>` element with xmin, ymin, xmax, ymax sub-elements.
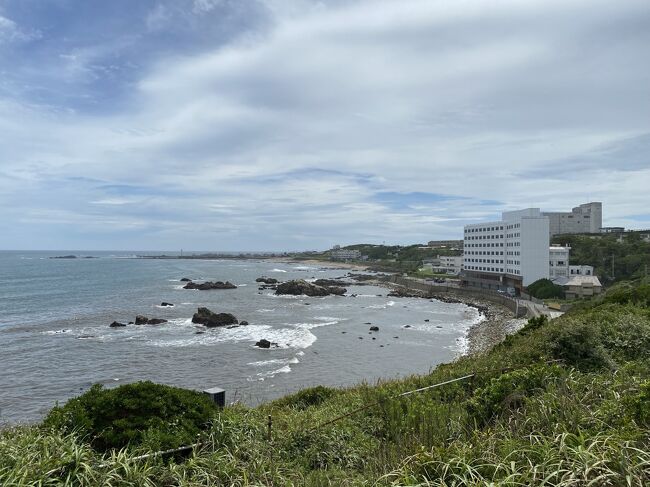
<box><xmin>274</xmin><ymin>385</ymin><xmax>337</xmax><ymax>410</ymax></box>
<box><xmin>43</xmin><ymin>381</ymin><xmax>218</xmax><ymax>452</ymax></box>
<box><xmin>467</xmin><ymin>365</ymin><xmax>564</xmax><ymax>425</ymax></box>
<box><xmin>547</xmin><ymin>321</ymin><xmax>613</xmax><ymax>370</ymax></box>
<box><xmin>526</xmin><ymin>278</ymin><xmax>565</xmax><ymax>299</ymax></box>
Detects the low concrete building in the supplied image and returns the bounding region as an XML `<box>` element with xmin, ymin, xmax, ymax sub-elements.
<box><xmin>329</xmin><ymin>246</ymin><xmax>362</xmax><ymax>260</ymax></box>
<box><xmin>555</xmin><ymin>275</ymin><xmax>603</xmax><ymax>299</ymax></box>
<box><xmin>427</xmin><ymin>239</ymin><xmax>463</xmax><ymax>250</ymax></box>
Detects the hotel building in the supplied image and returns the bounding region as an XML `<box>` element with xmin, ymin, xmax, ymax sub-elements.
<box><xmin>462</xmin><ymin>208</ymin><xmax>550</xmax><ymax>293</ymax></box>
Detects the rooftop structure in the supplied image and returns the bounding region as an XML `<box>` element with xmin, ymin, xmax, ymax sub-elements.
<box><xmin>542</xmin><ymin>202</ymin><xmax>602</xmax><ymax>237</ymax></box>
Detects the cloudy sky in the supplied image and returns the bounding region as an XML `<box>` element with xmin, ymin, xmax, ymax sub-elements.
<box><xmin>1</xmin><ymin>0</ymin><xmax>649</xmax><ymax>251</ymax></box>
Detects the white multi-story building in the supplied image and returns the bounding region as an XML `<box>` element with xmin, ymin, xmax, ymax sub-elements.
<box><xmin>542</xmin><ymin>202</ymin><xmax>602</xmax><ymax>237</ymax></box>
<box><xmin>462</xmin><ymin>208</ymin><xmax>550</xmax><ymax>292</ymax></box>
<box><xmin>549</xmin><ymin>245</ymin><xmax>571</xmax><ymax>279</ymax></box>
<box><xmin>329</xmin><ymin>247</ymin><xmax>361</xmax><ymax>260</ymax></box>
<box><xmin>569</xmin><ymin>265</ymin><xmax>594</xmax><ymax>276</ymax></box>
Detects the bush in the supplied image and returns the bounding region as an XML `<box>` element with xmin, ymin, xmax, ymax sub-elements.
<box><xmin>43</xmin><ymin>381</ymin><xmax>218</xmax><ymax>452</ymax></box>
<box><xmin>526</xmin><ymin>278</ymin><xmax>565</xmax><ymax>299</ymax></box>
<box><xmin>274</xmin><ymin>385</ymin><xmax>337</xmax><ymax>410</ymax></box>
<box><xmin>467</xmin><ymin>365</ymin><xmax>564</xmax><ymax>425</ymax></box>
<box><xmin>547</xmin><ymin>321</ymin><xmax>612</xmax><ymax>370</ymax></box>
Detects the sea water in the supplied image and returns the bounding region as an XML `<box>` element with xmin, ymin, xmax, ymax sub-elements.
<box><xmin>0</xmin><ymin>251</ymin><xmax>482</xmax><ymax>423</ymax></box>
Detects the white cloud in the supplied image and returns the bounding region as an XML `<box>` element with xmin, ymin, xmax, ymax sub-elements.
<box><xmin>1</xmin><ymin>0</ymin><xmax>649</xmax><ymax>249</ymax></box>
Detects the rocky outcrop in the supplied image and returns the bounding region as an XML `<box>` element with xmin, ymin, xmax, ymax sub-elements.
<box><xmin>183</xmin><ymin>281</ymin><xmax>237</xmax><ymax>290</ymax></box>
<box><xmin>191</xmin><ymin>307</ymin><xmax>238</xmax><ymax>327</ymax></box>
<box><xmin>387</xmin><ymin>288</ymin><xmax>424</xmax><ymax>298</ymax></box>
<box><xmin>369</xmin><ymin>326</ymin><xmax>379</xmax><ymax>331</ymax></box>
<box><xmin>256</xmin><ymin>277</ymin><xmax>278</xmax><ymax>284</ymax></box>
<box><xmin>275</xmin><ymin>279</ymin><xmax>347</xmax><ymax>297</ymax></box>
<box><xmin>160</xmin><ymin>302</ymin><xmax>174</xmax><ymax>307</ymax></box>
<box><xmin>239</xmin><ymin>320</ymin><xmax>249</xmax><ymax>326</ymax></box>
<box><xmin>254</xmin><ymin>339</ymin><xmax>278</xmax><ymax>349</ymax></box>
<box><xmin>135</xmin><ymin>315</ymin><xmax>168</xmax><ymax>325</ymax></box>
<box><xmin>109</xmin><ymin>321</ymin><xmax>127</xmax><ymax>328</ymax></box>
<box><xmin>180</xmin><ymin>278</ymin><xmax>192</xmax><ymax>282</ymax></box>
<box><xmin>312</xmin><ymin>278</ymin><xmax>348</xmax><ymax>287</ymax></box>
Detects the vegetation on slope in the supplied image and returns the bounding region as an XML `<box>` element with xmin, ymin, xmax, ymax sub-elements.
<box><xmin>2</xmin><ymin>280</ymin><xmax>650</xmax><ymax>485</ymax></box>
<box><xmin>526</xmin><ymin>278</ymin><xmax>565</xmax><ymax>299</ymax></box>
<box><xmin>552</xmin><ymin>233</ymin><xmax>650</xmax><ymax>283</ymax></box>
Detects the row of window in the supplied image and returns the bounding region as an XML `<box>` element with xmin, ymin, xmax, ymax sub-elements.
<box><xmin>467</xmin><ymin>243</ymin><xmax>504</xmax><ymax>248</ymax></box>
<box><xmin>506</xmin><ymin>233</ymin><xmax>520</xmax><ymax>238</ymax></box>
<box><xmin>466</xmin><ymin>266</ymin><xmax>503</xmax><ymax>272</ymax></box>
<box><xmin>466</xmin><ymin>259</ymin><xmax>504</xmax><ymax>264</ymax></box>
<box><xmin>465</xmin><ymin>226</ymin><xmax>504</xmax><ymax>233</ymax></box>
<box><xmin>466</xmin><ymin>234</ymin><xmax>504</xmax><ymax>240</ymax></box>
<box><xmin>506</xmin><ymin>242</ymin><xmax>521</xmax><ymax>247</ymax></box>
<box><xmin>506</xmin><ymin>251</ymin><xmax>520</xmax><ymax>256</ymax></box>
<box><xmin>466</xmin><ymin>251</ymin><xmax>504</xmax><ymax>256</ymax></box>
<box><xmin>506</xmin><ymin>260</ymin><xmax>521</xmax><ymax>265</ymax></box>
<box><xmin>505</xmin><ymin>223</ymin><xmax>521</xmax><ymax>229</ymax></box>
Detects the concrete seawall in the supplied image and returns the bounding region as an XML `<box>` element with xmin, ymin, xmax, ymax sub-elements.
<box><xmin>387</xmin><ymin>276</ymin><xmax>529</xmax><ymax>318</ymax></box>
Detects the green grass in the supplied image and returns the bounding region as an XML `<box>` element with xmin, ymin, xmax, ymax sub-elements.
<box><xmin>2</xmin><ymin>281</ymin><xmax>650</xmax><ymax>485</ymax></box>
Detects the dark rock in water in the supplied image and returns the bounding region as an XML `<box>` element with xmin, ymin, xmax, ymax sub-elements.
<box><xmin>195</xmin><ymin>331</ymin><xmax>205</xmax><ymax>335</ymax></box>
<box><xmin>226</xmin><ymin>325</ymin><xmax>239</xmax><ymax>329</ymax></box>
<box><xmin>424</xmin><ymin>319</ymin><xmax>429</xmax><ymax>322</ymax></box>
<box><xmin>372</xmin><ymin>337</ymin><xmax>376</xmax><ymax>340</ymax></box>
<box><xmin>183</xmin><ymin>281</ymin><xmax>237</xmax><ymax>290</ymax></box>
<box><xmin>147</xmin><ymin>318</ymin><xmax>167</xmax><ymax>325</ymax></box>
<box><xmin>304</xmin><ymin>303</ymin><xmax>310</xmax><ymax>305</ymax></box>
<box><xmin>180</xmin><ymin>278</ymin><xmax>192</xmax><ymax>282</ymax></box>
<box><xmin>255</xmin><ymin>339</ymin><xmax>271</xmax><ymax>349</ymax></box>
<box><xmin>239</xmin><ymin>320</ymin><xmax>249</xmax><ymax>326</ymax></box>
<box><xmin>256</xmin><ymin>277</ymin><xmax>278</xmax><ymax>284</ymax></box>
<box><xmin>436</xmin><ymin>325</ymin><xmax>443</xmax><ymax>329</ymax></box>
<box><xmin>77</xmin><ymin>334</ymin><xmax>95</xmax><ymax>339</ymax></box>
<box><xmin>394</xmin><ymin>336</ymin><xmax>399</xmax><ymax>339</ymax></box>
<box><xmin>342</xmin><ymin>331</ymin><xmax>347</xmax><ymax>334</ymax></box>
<box><xmin>369</xmin><ymin>326</ymin><xmax>379</xmax><ymax>331</ymax></box>
<box><xmin>134</xmin><ymin>315</ymin><xmax>167</xmax><ymax>325</ymax></box>
<box><xmin>358</xmin><ymin>337</ymin><xmax>363</xmax><ymax>339</ymax></box>
<box><xmin>364</xmin><ymin>322</ymin><xmax>372</xmax><ymax>325</ymax></box>
<box><xmin>128</xmin><ymin>321</ymin><xmax>134</xmax><ymax>325</ymax></box>
<box><xmin>50</xmin><ymin>255</ymin><xmax>77</xmax><ymax>259</ymax></box>
<box><xmin>160</xmin><ymin>302</ymin><xmax>174</xmax><ymax>307</ymax></box>
<box><xmin>109</xmin><ymin>321</ymin><xmax>127</xmax><ymax>328</ymax></box>
<box><xmin>191</xmin><ymin>307</ymin><xmax>238</xmax><ymax>327</ymax></box>
<box><xmin>275</xmin><ymin>279</ymin><xmax>347</xmax><ymax>297</ymax></box>
<box><xmin>312</xmin><ymin>278</ymin><xmax>348</xmax><ymax>287</ymax></box>
<box><xmin>403</xmin><ymin>325</ymin><xmax>412</xmax><ymax>328</ymax></box>
<box><xmin>388</xmin><ymin>288</ymin><xmax>422</xmax><ymax>298</ymax></box>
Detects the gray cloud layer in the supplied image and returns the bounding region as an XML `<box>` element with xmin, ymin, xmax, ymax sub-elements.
<box><xmin>0</xmin><ymin>0</ymin><xmax>649</xmax><ymax>250</ymax></box>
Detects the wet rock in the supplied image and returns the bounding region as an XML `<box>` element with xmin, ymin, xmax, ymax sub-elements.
<box><xmin>180</xmin><ymin>278</ymin><xmax>192</xmax><ymax>282</ymax></box>
<box><xmin>256</xmin><ymin>277</ymin><xmax>278</xmax><ymax>284</ymax></box>
<box><xmin>369</xmin><ymin>326</ymin><xmax>379</xmax><ymax>331</ymax></box>
<box><xmin>191</xmin><ymin>307</ymin><xmax>238</xmax><ymax>327</ymax></box>
<box><xmin>312</xmin><ymin>278</ymin><xmax>348</xmax><ymax>287</ymax></box>
<box><xmin>239</xmin><ymin>320</ymin><xmax>249</xmax><ymax>326</ymax></box>
<box><xmin>135</xmin><ymin>315</ymin><xmax>167</xmax><ymax>325</ymax></box>
<box><xmin>109</xmin><ymin>321</ymin><xmax>127</xmax><ymax>328</ymax></box>
<box><xmin>424</xmin><ymin>319</ymin><xmax>429</xmax><ymax>322</ymax></box>
<box><xmin>275</xmin><ymin>279</ymin><xmax>347</xmax><ymax>297</ymax></box>
<box><xmin>161</xmin><ymin>302</ymin><xmax>174</xmax><ymax>307</ymax></box>
<box><xmin>403</xmin><ymin>325</ymin><xmax>411</xmax><ymax>328</ymax></box>
<box><xmin>255</xmin><ymin>339</ymin><xmax>271</xmax><ymax>348</ymax></box>
<box><xmin>183</xmin><ymin>281</ymin><xmax>237</xmax><ymax>290</ymax></box>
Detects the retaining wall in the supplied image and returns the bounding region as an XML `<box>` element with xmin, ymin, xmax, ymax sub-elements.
<box><xmin>387</xmin><ymin>276</ymin><xmax>529</xmax><ymax>318</ymax></box>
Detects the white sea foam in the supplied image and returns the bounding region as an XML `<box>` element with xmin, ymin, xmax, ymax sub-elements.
<box><xmin>237</xmin><ymin>284</ymin><xmax>247</xmax><ymax>287</ymax></box>
<box><xmin>155</xmin><ymin>304</ymin><xmax>175</xmax><ymax>308</ymax></box>
<box><xmin>43</xmin><ymin>329</ymin><xmax>72</xmax><ymax>335</ymax></box>
<box><xmin>270</xmin><ymin>268</ymin><xmax>287</xmax><ymax>273</ymax></box>
<box><xmin>257</xmin><ymin>308</ymin><xmax>276</xmax><ymax>313</ymax></box>
<box><xmin>248</xmin><ymin>357</ymin><xmax>300</xmax><ymax>367</ymax></box>
<box><xmin>148</xmin><ymin>323</ymin><xmax>317</xmax><ymax>350</ymax></box>
<box><xmin>293</xmin><ymin>265</ymin><xmax>316</xmax><ymax>270</ymax></box>
<box><xmin>387</xmin><ymin>300</ymin><xmax>396</xmax><ymax>307</ymax></box>
<box><xmin>257</xmin><ymin>365</ymin><xmax>292</xmax><ymax>378</ymax></box>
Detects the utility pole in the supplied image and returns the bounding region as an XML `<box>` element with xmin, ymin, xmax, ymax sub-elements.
<box><xmin>611</xmin><ymin>254</ymin><xmax>615</xmax><ymax>279</ymax></box>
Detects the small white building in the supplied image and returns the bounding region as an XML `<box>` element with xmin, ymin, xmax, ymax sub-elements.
<box><xmin>330</xmin><ymin>248</ymin><xmax>361</xmax><ymax>260</ymax></box>
<box><xmin>569</xmin><ymin>265</ymin><xmax>594</xmax><ymax>276</ymax></box>
<box><xmin>549</xmin><ymin>245</ymin><xmax>570</xmax><ymax>279</ymax></box>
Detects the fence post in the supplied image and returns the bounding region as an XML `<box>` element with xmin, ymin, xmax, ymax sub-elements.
<box><xmin>267</xmin><ymin>415</ymin><xmax>272</xmax><ymax>443</ymax></box>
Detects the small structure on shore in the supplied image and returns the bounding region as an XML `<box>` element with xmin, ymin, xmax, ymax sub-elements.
<box><xmin>203</xmin><ymin>387</ymin><xmax>226</xmax><ymax>408</ymax></box>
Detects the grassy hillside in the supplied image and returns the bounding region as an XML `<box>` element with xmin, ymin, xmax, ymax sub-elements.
<box><xmin>552</xmin><ymin>233</ymin><xmax>650</xmax><ymax>284</ymax></box>
<box><xmin>2</xmin><ymin>281</ymin><xmax>650</xmax><ymax>485</ymax></box>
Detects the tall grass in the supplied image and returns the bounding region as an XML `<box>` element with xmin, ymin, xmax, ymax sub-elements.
<box><xmin>2</xmin><ymin>292</ymin><xmax>650</xmax><ymax>486</ymax></box>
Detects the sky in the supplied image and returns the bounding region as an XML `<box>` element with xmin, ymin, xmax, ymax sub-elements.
<box><xmin>0</xmin><ymin>0</ymin><xmax>649</xmax><ymax>251</ymax></box>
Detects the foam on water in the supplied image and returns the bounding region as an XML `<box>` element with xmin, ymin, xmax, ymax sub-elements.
<box><xmin>270</xmin><ymin>268</ymin><xmax>287</xmax><ymax>273</ymax></box>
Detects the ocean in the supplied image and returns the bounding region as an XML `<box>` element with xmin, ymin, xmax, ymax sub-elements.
<box><xmin>0</xmin><ymin>251</ymin><xmax>482</xmax><ymax>424</ymax></box>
